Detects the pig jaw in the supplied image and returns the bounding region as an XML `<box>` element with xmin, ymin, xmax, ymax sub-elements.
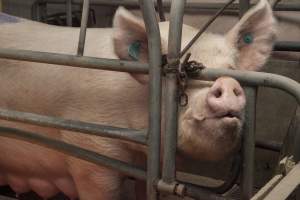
<box><xmin>178</xmin><ymin>89</ymin><xmax>244</xmax><ymax>161</ymax></box>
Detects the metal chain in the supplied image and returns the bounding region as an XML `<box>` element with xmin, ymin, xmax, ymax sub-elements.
<box><xmin>163</xmin><ymin>53</ymin><xmax>205</xmax><ymax>107</ymax></box>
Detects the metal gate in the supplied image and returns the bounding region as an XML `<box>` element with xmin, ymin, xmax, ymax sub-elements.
<box><xmin>0</xmin><ymin>0</ymin><xmax>299</xmax><ymax>199</ymax></box>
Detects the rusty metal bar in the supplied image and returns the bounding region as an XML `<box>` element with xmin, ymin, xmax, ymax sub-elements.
<box><xmin>0</xmin><ymin>48</ymin><xmax>148</xmax><ymax>73</ymax></box>
<box><xmin>241</xmin><ymin>87</ymin><xmax>256</xmax><ymax>200</ymax></box>
<box><xmin>66</xmin><ymin>0</ymin><xmax>73</xmax><ymax>26</ymax></box>
<box><xmin>77</xmin><ymin>0</ymin><xmax>89</xmax><ymax>56</ymax></box>
<box><xmin>138</xmin><ymin>0</ymin><xmax>163</xmax><ymax>199</ymax></box>
<box><xmin>0</xmin><ymin>125</ymin><xmax>146</xmax><ymax>180</ymax></box>
<box><xmin>161</xmin><ymin>0</ymin><xmax>185</xmax><ymax>185</ymax></box>
<box><xmin>0</xmin><ymin>108</ymin><xmax>147</xmax><ymax>144</ymax></box>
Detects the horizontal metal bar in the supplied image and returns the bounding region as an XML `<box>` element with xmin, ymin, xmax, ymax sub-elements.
<box><xmin>0</xmin><ymin>125</ymin><xmax>146</xmax><ymax>180</ymax></box>
<box><xmin>274</xmin><ymin>41</ymin><xmax>300</xmax><ymax>52</ymax></box>
<box><xmin>263</xmin><ymin>163</ymin><xmax>300</xmax><ymax>200</ymax></box>
<box><xmin>189</xmin><ymin>68</ymin><xmax>300</xmax><ymax>105</ymax></box>
<box><xmin>0</xmin><ymin>108</ymin><xmax>147</xmax><ymax>144</ymax></box>
<box><xmin>37</xmin><ymin>0</ymin><xmax>300</xmax><ymax>12</ymax></box>
<box><xmin>0</xmin><ymin>48</ymin><xmax>149</xmax><ymax>74</ymax></box>
<box><xmin>184</xmin><ymin>183</ymin><xmax>229</xmax><ymax>200</ymax></box>
<box><xmin>255</xmin><ymin>139</ymin><xmax>282</xmax><ymax>152</ymax></box>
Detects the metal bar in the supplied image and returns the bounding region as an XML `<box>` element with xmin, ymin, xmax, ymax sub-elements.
<box><xmin>66</xmin><ymin>0</ymin><xmax>73</xmax><ymax>26</ymax></box>
<box><xmin>251</xmin><ymin>174</ymin><xmax>283</xmax><ymax>200</ymax></box>
<box><xmin>38</xmin><ymin>0</ymin><xmax>47</xmax><ymax>22</ymax></box>
<box><xmin>0</xmin><ymin>48</ymin><xmax>148</xmax><ymax>73</ymax></box>
<box><xmin>241</xmin><ymin>87</ymin><xmax>256</xmax><ymax>200</ymax></box>
<box><xmin>180</xmin><ymin>0</ymin><xmax>235</xmax><ymax>58</ymax></box>
<box><xmin>162</xmin><ymin>0</ymin><xmax>185</xmax><ymax>185</ymax></box>
<box><xmin>274</xmin><ymin>41</ymin><xmax>300</xmax><ymax>52</ymax></box>
<box><xmin>0</xmin><ymin>108</ymin><xmax>147</xmax><ymax>144</ymax></box>
<box><xmin>255</xmin><ymin>139</ymin><xmax>282</xmax><ymax>152</ymax></box>
<box><xmin>37</xmin><ymin>0</ymin><xmax>300</xmax><ymax>12</ymax></box>
<box><xmin>157</xmin><ymin>0</ymin><xmax>165</xmax><ymax>21</ymax></box>
<box><xmin>291</xmin><ymin>107</ymin><xmax>300</xmax><ymax>162</ymax></box>
<box><xmin>189</xmin><ymin>68</ymin><xmax>300</xmax><ymax>105</ymax></box>
<box><xmin>77</xmin><ymin>0</ymin><xmax>89</xmax><ymax>56</ymax></box>
<box><xmin>138</xmin><ymin>0</ymin><xmax>162</xmax><ymax>199</ymax></box>
<box><xmin>263</xmin><ymin>163</ymin><xmax>300</xmax><ymax>200</ymax></box>
<box><xmin>184</xmin><ymin>183</ymin><xmax>229</xmax><ymax>200</ymax></box>
<box><xmin>239</xmin><ymin>0</ymin><xmax>250</xmax><ymax>17</ymax></box>
<box><xmin>0</xmin><ymin>125</ymin><xmax>146</xmax><ymax>180</ymax></box>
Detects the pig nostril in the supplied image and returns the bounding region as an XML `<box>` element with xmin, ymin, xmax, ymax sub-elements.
<box><xmin>233</xmin><ymin>88</ymin><xmax>241</xmax><ymax>97</ymax></box>
<box><xmin>213</xmin><ymin>88</ymin><xmax>222</xmax><ymax>98</ymax></box>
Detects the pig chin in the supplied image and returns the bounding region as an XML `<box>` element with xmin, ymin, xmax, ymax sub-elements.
<box><xmin>178</xmin><ymin>114</ymin><xmax>243</xmax><ymax>161</ymax></box>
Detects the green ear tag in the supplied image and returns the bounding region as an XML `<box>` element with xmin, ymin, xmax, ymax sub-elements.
<box><xmin>243</xmin><ymin>33</ymin><xmax>253</xmax><ymax>44</ymax></box>
<box><xmin>128</xmin><ymin>41</ymin><xmax>141</xmax><ymax>60</ymax></box>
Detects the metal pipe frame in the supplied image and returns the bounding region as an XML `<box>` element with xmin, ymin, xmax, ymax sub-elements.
<box><xmin>0</xmin><ymin>48</ymin><xmax>148</xmax><ymax>73</ymax></box>
<box><xmin>161</xmin><ymin>0</ymin><xmax>185</xmax><ymax>186</ymax></box>
<box><xmin>0</xmin><ymin>108</ymin><xmax>146</xmax><ymax>144</ymax></box>
<box><xmin>137</xmin><ymin>0</ymin><xmax>163</xmax><ymax>200</ymax></box>
<box><xmin>241</xmin><ymin>87</ymin><xmax>256</xmax><ymax>200</ymax></box>
<box><xmin>77</xmin><ymin>0</ymin><xmax>89</xmax><ymax>56</ymax></box>
<box><xmin>66</xmin><ymin>0</ymin><xmax>72</xmax><ymax>26</ymax></box>
<box><xmin>34</xmin><ymin>0</ymin><xmax>300</xmax><ymax>12</ymax></box>
<box><xmin>1</xmin><ymin>0</ymin><xmax>300</xmax><ymax>200</ymax></box>
<box><xmin>0</xmin><ymin>125</ymin><xmax>146</xmax><ymax>180</ymax></box>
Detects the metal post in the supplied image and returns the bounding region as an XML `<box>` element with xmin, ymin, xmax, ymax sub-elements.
<box><xmin>77</xmin><ymin>0</ymin><xmax>89</xmax><ymax>56</ymax></box>
<box><xmin>38</xmin><ymin>0</ymin><xmax>47</xmax><ymax>22</ymax></box>
<box><xmin>239</xmin><ymin>0</ymin><xmax>250</xmax><ymax>17</ymax></box>
<box><xmin>241</xmin><ymin>87</ymin><xmax>256</xmax><ymax>200</ymax></box>
<box><xmin>138</xmin><ymin>0</ymin><xmax>163</xmax><ymax>199</ymax></box>
<box><xmin>162</xmin><ymin>0</ymin><xmax>186</xmax><ymax>184</ymax></box>
<box><xmin>66</xmin><ymin>0</ymin><xmax>73</xmax><ymax>26</ymax></box>
<box><xmin>238</xmin><ymin>1</ymin><xmax>254</xmax><ymax>199</ymax></box>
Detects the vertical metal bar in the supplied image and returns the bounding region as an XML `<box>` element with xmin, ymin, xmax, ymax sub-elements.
<box><xmin>291</xmin><ymin>107</ymin><xmax>300</xmax><ymax>162</ymax></box>
<box><xmin>239</xmin><ymin>0</ymin><xmax>250</xmax><ymax>17</ymax></box>
<box><xmin>66</xmin><ymin>0</ymin><xmax>73</xmax><ymax>27</ymax></box>
<box><xmin>239</xmin><ymin>1</ymin><xmax>253</xmax><ymax>199</ymax></box>
<box><xmin>77</xmin><ymin>0</ymin><xmax>89</xmax><ymax>56</ymax></box>
<box><xmin>38</xmin><ymin>0</ymin><xmax>47</xmax><ymax>22</ymax></box>
<box><xmin>241</xmin><ymin>87</ymin><xmax>256</xmax><ymax>200</ymax></box>
<box><xmin>162</xmin><ymin>0</ymin><xmax>186</xmax><ymax>184</ymax></box>
<box><xmin>138</xmin><ymin>0</ymin><xmax>162</xmax><ymax>199</ymax></box>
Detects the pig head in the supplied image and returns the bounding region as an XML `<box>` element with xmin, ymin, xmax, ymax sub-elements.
<box><xmin>113</xmin><ymin>0</ymin><xmax>276</xmax><ymax>161</ymax></box>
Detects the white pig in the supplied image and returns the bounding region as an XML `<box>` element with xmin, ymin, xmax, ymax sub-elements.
<box><xmin>0</xmin><ymin>0</ymin><xmax>276</xmax><ymax>199</ymax></box>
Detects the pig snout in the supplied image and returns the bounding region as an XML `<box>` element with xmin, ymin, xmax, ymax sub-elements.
<box><xmin>206</xmin><ymin>77</ymin><xmax>246</xmax><ymax>118</ymax></box>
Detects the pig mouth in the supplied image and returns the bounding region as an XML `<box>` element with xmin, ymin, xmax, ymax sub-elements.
<box><xmin>216</xmin><ymin>111</ymin><xmax>241</xmax><ymax>120</ymax></box>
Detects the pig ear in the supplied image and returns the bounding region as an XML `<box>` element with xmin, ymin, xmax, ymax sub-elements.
<box><xmin>113</xmin><ymin>7</ymin><xmax>149</xmax><ymax>84</ymax></box>
<box><xmin>226</xmin><ymin>0</ymin><xmax>277</xmax><ymax>71</ymax></box>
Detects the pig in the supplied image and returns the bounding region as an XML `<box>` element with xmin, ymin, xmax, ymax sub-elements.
<box><xmin>0</xmin><ymin>0</ymin><xmax>276</xmax><ymax>199</ymax></box>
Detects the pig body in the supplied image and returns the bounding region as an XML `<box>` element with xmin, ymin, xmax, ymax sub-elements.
<box><xmin>0</xmin><ymin>0</ymin><xmax>276</xmax><ymax>199</ymax></box>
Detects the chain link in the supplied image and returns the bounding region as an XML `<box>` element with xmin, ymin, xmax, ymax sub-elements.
<box><xmin>163</xmin><ymin>53</ymin><xmax>205</xmax><ymax>107</ymax></box>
